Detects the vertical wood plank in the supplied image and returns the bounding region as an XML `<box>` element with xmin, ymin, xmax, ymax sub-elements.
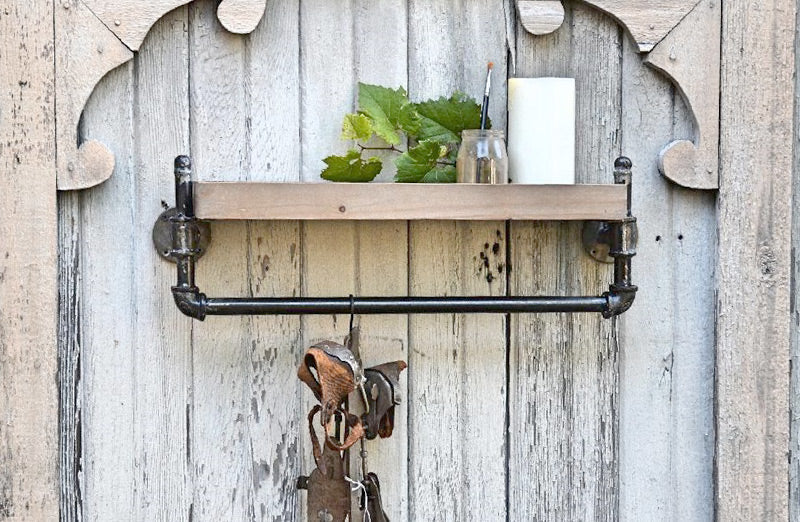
<box><xmin>298</xmin><ymin>2</ymin><xmax>357</xmax><ymax>520</ymax></box>
<box><xmin>508</xmin><ymin>4</ymin><xmax>620</xmax><ymax>520</ymax></box>
<box><xmin>619</xmin><ymin>21</ymin><xmax>716</xmax><ymax>521</ymax></box>
<box><xmin>663</xmin><ymin>85</ymin><xmax>716</xmax><ymax>521</ymax></box>
<box><xmin>793</xmin><ymin>6</ymin><xmax>800</xmax><ymax>514</ymax></box>
<box><xmin>0</xmin><ymin>4</ymin><xmax>58</xmax><ymax>519</ymax></box>
<box><xmin>188</xmin><ymin>1</ymin><xmax>252</xmax><ymax>519</ymax></box>
<box><xmin>407</xmin><ymin>1</ymin><xmax>511</xmax><ymax>520</ymax></box>
<box><xmin>245</xmin><ymin>0</ymin><xmax>303</xmax><ymax>519</ymax></box>
<box><xmin>78</xmin><ymin>60</ymin><xmax>137</xmax><ymax>519</ymax></box>
<box><xmin>717</xmin><ymin>0</ymin><xmax>795</xmax><ymax>518</ymax></box>
<box><xmin>299</xmin><ymin>5</ymin><xmax>411</xmax><ymax>522</ymax></box>
<box><xmin>131</xmin><ymin>8</ymin><xmax>192</xmax><ymax>520</ymax></box>
<box><xmin>352</xmin><ymin>1</ymin><xmax>410</xmax><ymax>520</ymax></box>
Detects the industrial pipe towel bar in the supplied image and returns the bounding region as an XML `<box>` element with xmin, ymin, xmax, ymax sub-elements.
<box><xmin>165</xmin><ymin>156</ymin><xmax>638</xmax><ymax>320</ymax></box>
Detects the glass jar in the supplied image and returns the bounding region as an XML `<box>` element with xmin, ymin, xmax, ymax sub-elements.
<box><xmin>456</xmin><ymin>130</ymin><xmax>509</xmax><ymax>184</ymax></box>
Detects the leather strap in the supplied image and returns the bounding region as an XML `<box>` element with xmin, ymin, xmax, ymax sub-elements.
<box><xmin>308</xmin><ymin>405</ymin><xmax>365</xmax><ymax>473</ymax></box>
<box><xmin>298</xmin><ymin>343</ymin><xmax>361</xmax><ymax>425</ymax></box>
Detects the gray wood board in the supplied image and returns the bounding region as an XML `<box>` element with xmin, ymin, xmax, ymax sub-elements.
<box><xmin>59</xmin><ymin>0</ymin><xmax>716</xmax><ymax>519</ymax></box>
<box><xmin>716</xmin><ymin>0</ymin><xmax>795</xmax><ymax>519</ymax></box>
<box><xmin>1</xmin><ymin>2</ymin><xmax>59</xmax><ymax>519</ymax></box>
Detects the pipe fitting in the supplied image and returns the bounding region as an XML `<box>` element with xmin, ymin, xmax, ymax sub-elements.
<box><xmin>603</xmin><ymin>284</ymin><xmax>638</xmax><ymax>318</ymax></box>
<box><xmin>172</xmin><ymin>286</ymin><xmax>208</xmax><ymax>320</ymax></box>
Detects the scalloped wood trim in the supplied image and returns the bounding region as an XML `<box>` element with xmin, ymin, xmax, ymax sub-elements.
<box><xmin>56</xmin><ymin>0</ymin><xmax>265</xmax><ymax>191</ymax></box>
<box><xmin>517</xmin><ymin>0</ymin><xmax>719</xmax><ymax>190</ymax></box>
<box><xmin>517</xmin><ymin>0</ymin><xmax>700</xmax><ymax>52</ymax></box>
<box><xmin>645</xmin><ymin>0</ymin><xmax>720</xmax><ymax>190</ymax></box>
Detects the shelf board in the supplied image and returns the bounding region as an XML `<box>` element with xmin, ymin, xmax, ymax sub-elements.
<box><xmin>194</xmin><ymin>182</ymin><xmax>628</xmax><ymax>221</ymax></box>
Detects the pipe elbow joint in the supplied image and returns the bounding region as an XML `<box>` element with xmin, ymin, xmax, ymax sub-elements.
<box><xmin>172</xmin><ymin>286</ymin><xmax>208</xmax><ymax>320</ymax></box>
<box><xmin>603</xmin><ymin>284</ymin><xmax>638</xmax><ymax>318</ymax></box>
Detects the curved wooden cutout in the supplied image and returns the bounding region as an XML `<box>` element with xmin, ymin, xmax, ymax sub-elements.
<box><xmin>645</xmin><ymin>0</ymin><xmax>720</xmax><ymax>190</ymax></box>
<box><xmin>518</xmin><ymin>1</ymin><xmax>566</xmax><ymax>36</ymax></box>
<box><xmin>56</xmin><ymin>1</ymin><xmax>132</xmax><ymax>191</ymax></box>
<box><xmin>57</xmin><ymin>0</ymin><xmax>266</xmax><ymax>191</ymax></box>
<box><xmin>217</xmin><ymin>0</ymin><xmax>268</xmax><ymax>34</ymax></box>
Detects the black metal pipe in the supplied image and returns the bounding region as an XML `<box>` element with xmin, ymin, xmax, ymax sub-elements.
<box><xmin>202</xmin><ymin>296</ymin><xmax>610</xmax><ymax>316</ymax></box>
<box><xmin>171</xmin><ymin>155</ymin><xmax>201</xmax><ymax>301</ymax></box>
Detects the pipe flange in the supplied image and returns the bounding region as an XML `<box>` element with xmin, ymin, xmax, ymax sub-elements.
<box><xmin>152</xmin><ymin>208</ymin><xmax>211</xmax><ymax>263</ymax></box>
<box><xmin>582</xmin><ymin>221</ymin><xmax>614</xmax><ymax>263</ymax></box>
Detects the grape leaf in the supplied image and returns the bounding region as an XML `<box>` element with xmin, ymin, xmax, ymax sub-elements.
<box><xmin>358</xmin><ymin>83</ymin><xmax>420</xmax><ymax>145</ymax></box>
<box><xmin>420</xmin><ymin>165</ymin><xmax>457</xmax><ymax>183</ymax></box>
<box><xmin>414</xmin><ymin>92</ymin><xmax>487</xmax><ymax>144</ymax></box>
<box><xmin>321</xmin><ymin>150</ymin><xmax>383</xmax><ymax>182</ymax></box>
<box><xmin>394</xmin><ymin>140</ymin><xmax>451</xmax><ymax>183</ymax></box>
<box><xmin>342</xmin><ymin>113</ymin><xmax>374</xmax><ymax>141</ymax></box>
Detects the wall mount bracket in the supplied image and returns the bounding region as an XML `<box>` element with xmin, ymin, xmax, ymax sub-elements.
<box><xmin>157</xmin><ymin>156</ymin><xmax>638</xmax><ymax>320</ymax></box>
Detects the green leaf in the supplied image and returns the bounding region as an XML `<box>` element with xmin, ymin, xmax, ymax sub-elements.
<box><xmin>341</xmin><ymin>113</ymin><xmax>374</xmax><ymax>141</ymax></box>
<box><xmin>414</xmin><ymin>92</ymin><xmax>487</xmax><ymax>145</ymax></box>
<box><xmin>394</xmin><ymin>140</ymin><xmax>452</xmax><ymax>183</ymax></box>
<box><xmin>321</xmin><ymin>150</ymin><xmax>383</xmax><ymax>182</ymax></box>
<box><xmin>358</xmin><ymin>83</ymin><xmax>420</xmax><ymax>145</ymax></box>
<box><xmin>420</xmin><ymin>165</ymin><xmax>457</xmax><ymax>183</ymax></box>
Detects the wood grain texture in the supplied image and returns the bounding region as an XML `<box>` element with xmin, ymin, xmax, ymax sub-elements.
<box><xmin>244</xmin><ymin>0</ymin><xmax>303</xmax><ymax>519</ymax></box>
<box><xmin>508</xmin><ymin>4</ymin><xmax>619</xmax><ymax>519</ymax></box>
<box><xmin>793</xmin><ymin>7</ymin><xmax>800</xmax><ymax>515</ymax></box>
<box><xmin>194</xmin><ymin>183</ymin><xmax>628</xmax><ymax>221</ymax></box>
<box><xmin>61</xmin><ymin>11</ymin><xmax>195</xmax><ymax>519</ymax></box>
<box><xmin>298</xmin><ymin>1</ymin><xmax>357</xmax><ymax>520</ymax></box>
<box><xmin>77</xmin><ymin>55</ymin><xmax>137</xmax><ymax>518</ymax></box>
<box><xmin>619</xmin><ymin>31</ymin><xmax>715</xmax><ymax>521</ymax></box>
<box><xmin>0</xmin><ymin>2</ymin><xmax>59</xmax><ymax>520</ymax></box>
<box><xmin>645</xmin><ymin>0</ymin><xmax>720</xmax><ymax>190</ymax></box>
<box><xmin>57</xmin><ymin>192</ymin><xmax>82</xmax><ymax>522</ymax></box>
<box><xmin>407</xmin><ymin>1</ymin><xmax>511</xmax><ymax>520</ymax></box>
<box><xmin>129</xmin><ymin>9</ymin><xmax>193</xmax><ymax>520</ymax></box>
<box><xmin>351</xmin><ymin>1</ymin><xmax>410</xmax><ymax>519</ymax></box>
<box><xmin>717</xmin><ymin>0</ymin><xmax>795</xmax><ymax>518</ymax></box>
<box><xmin>188</xmin><ymin>2</ymin><xmax>254</xmax><ymax>519</ymax></box>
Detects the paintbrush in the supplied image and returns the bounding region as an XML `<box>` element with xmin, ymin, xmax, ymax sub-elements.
<box><xmin>480</xmin><ymin>62</ymin><xmax>494</xmax><ymax>130</ymax></box>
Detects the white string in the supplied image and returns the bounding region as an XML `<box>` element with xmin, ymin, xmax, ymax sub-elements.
<box><xmin>344</xmin><ymin>476</ymin><xmax>371</xmax><ymax>522</ymax></box>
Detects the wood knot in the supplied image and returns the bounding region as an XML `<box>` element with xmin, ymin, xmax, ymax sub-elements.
<box><xmin>758</xmin><ymin>245</ymin><xmax>777</xmax><ymax>278</ymax></box>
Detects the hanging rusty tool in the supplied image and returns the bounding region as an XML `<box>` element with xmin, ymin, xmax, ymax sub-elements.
<box><xmin>296</xmin><ymin>326</ymin><xmax>407</xmax><ymax>522</ymax></box>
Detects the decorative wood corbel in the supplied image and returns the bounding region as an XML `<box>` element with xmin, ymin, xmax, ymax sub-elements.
<box><xmin>517</xmin><ymin>0</ymin><xmax>720</xmax><ymax>190</ymax></box>
<box><xmin>56</xmin><ymin>0</ymin><xmax>267</xmax><ymax>191</ymax></box>
<box><xmin>645</xmin><ymin>0</ymin><xmax>719</xmax><ymax>190</ymax></box>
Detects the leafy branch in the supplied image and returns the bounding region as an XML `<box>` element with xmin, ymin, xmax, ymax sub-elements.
<box><xmin>321</xmin><ymin>83</ymin><xmax>489</xmax><ymax>183</ymax></box>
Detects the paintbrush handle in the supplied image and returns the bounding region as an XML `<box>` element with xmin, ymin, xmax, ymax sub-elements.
<box><xmin>480</xmin><ymin>94</ymin><xmax>490</xmax><ymax>130</ymax></box>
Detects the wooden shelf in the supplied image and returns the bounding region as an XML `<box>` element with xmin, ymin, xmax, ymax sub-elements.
<box><xmin>194</xmin><ymin>183</ymin><xmax>628</xmax><ymax>221</ymax></box>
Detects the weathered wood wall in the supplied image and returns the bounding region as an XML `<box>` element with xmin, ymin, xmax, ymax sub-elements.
<box><xmin>56</xmin><ymin>0</ymin><xmax>721</xmax><ymax>520</ymax></box>
<box><xmin>0</xmin><ymin>2</ymin><xmax>59</xmax><ymax>520</ymax></box>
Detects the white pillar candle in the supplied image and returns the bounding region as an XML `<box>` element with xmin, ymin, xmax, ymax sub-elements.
<box><xmin>507</xmin><ymin>78</ymin><xmax>575</xmax><ymax>184</ymax></box>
